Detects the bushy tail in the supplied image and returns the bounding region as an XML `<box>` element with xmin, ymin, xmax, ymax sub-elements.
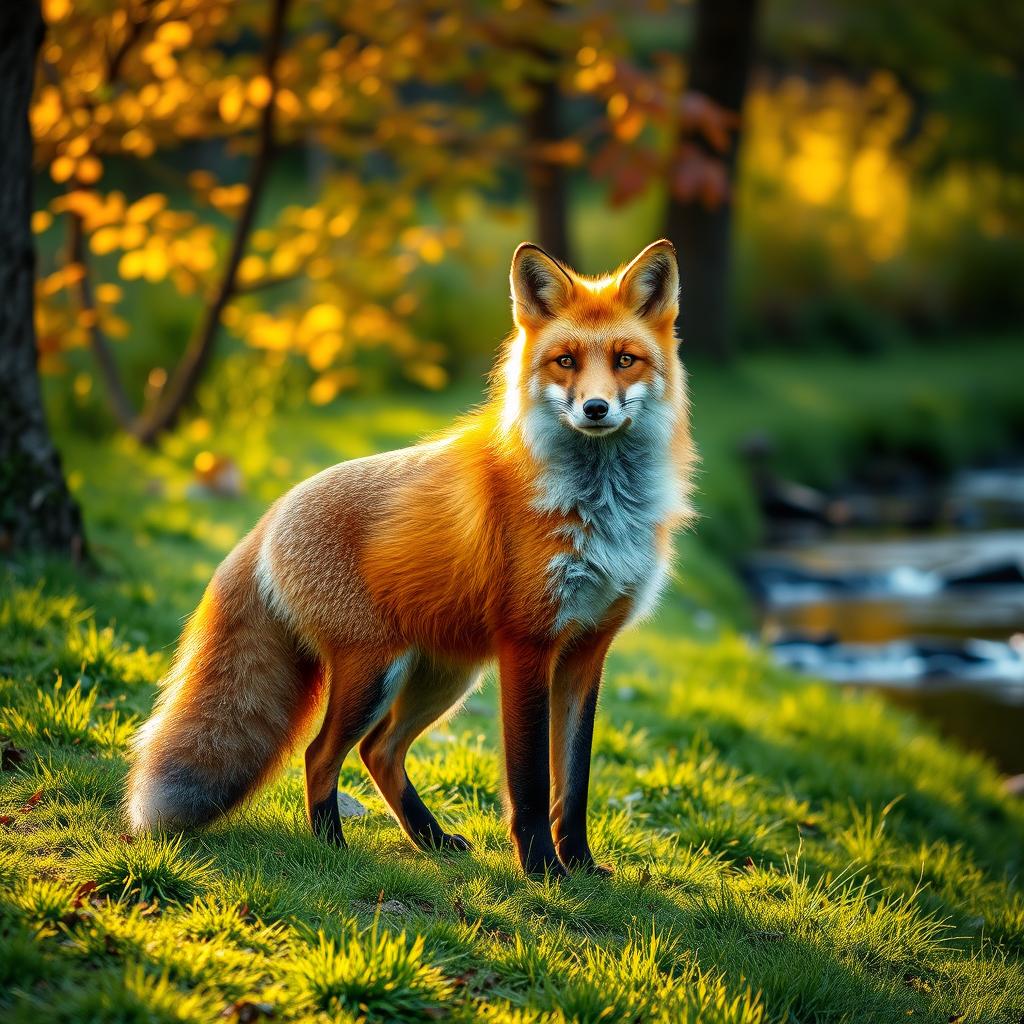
<box><xmin>126</xmin><ymin>529</ymin><xmax>321</xmax><ymax>832</ymax></box>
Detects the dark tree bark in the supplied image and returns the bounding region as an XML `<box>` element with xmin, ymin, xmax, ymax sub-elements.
<box><xmin>526</xmin><ymin>67</ymin><xmax>572</xmax><ymax>264</ymax></box>
<box><xmin>0</xmin><ymin>1</ymin><xmax>86</xmax><ymax>560</ymax></box>
<box><xmin>665</xmin><ymin>0</ymin><xmax>759</xmax><ymax>361</ymax></box>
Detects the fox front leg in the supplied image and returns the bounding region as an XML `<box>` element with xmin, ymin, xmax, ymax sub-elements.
<box><xmin>497</xmin><ymin>639</ymin><xmax>566</xmax><ymax>878</ymax></box>
<box><xmin>549</xmin><ymin>620</ymin><xmax>622</xmax><ymax>875</ymax></box>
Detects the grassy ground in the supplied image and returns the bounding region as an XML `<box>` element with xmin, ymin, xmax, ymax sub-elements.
<box><xmin>2</xmin><ymin>340</ymin><xmax>1024</xmax><ymax>1022</ymax></box>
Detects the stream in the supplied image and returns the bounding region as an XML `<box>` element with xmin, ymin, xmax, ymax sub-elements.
<box><xmin>745</xmin><ymin>467</ymin><xmax>1024</xmax><ymax>774</ymax></box>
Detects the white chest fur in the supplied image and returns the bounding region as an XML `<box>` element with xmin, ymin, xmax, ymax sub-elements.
<box><xmin>528</xmin><ymin>420</ymin><xmax>681</xmax><ymax>633</ymax></box>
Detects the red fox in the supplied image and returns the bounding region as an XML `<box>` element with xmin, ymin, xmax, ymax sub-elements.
<box><xmin>126</xmin><ymin>240</ymin><xmax>695</xmax><ymax>876</ymax></box>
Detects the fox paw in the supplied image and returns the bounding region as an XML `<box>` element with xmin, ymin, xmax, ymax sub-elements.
<box><xmin>311</xmin><ymin>797</ymin><xmax>346</xmax><ymax>847</ymax></box>
<box><xmin>438</xmin><ymin>832</ymin><xmax>472</xmax><ymax>852</ymax></box>
<box><xmin>418</xmin><ymin>829</ymin><xmax>472</xmax><ymax>853</ymax></box>
<box><xmin>557</xmin><ymin>845</ymin><xmax>612</xmax><ymax>876</ymax></box>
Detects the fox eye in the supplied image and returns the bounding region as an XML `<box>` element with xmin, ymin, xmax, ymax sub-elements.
<box><xmin>616</xmin><ymin>353</ymin><xmax>636</xmax><ymax>368</ymax></box>
<box><xmin>555</xmin><ymin>354</ymin><xmax>575</xmax><ymax>369</ymax></box>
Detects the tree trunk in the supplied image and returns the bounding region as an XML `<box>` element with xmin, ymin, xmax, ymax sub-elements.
<box><xmin>0</xmin><ymin>1</ymin><xmax>86</xmax><ymax>560</ymax></box>
<box><xmin>526</xmin><ymin>63</ymin><xmax>571</xmax><ymax>264</ymax></box>
<box><xmin>666</xmin><ymin>0</ymin><xmax>759</xmax><ymax>361</ymax></box>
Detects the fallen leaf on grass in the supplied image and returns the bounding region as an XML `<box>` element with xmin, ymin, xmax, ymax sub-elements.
<box><xmin>0</xmin><ymin>815</ymin><xmax>13</xmax><ymax>826</ymax></box>
<box><xmin>220</xmin><ymin>1000</ymin><xmax>274</xmax><ymax>1021</ymax></box>
<box><xmin>453</xmin><ymin>968</ymin><xmax>500</xmax><ymax>993</ymax></box>
<box><xmin>72</xmin><ymin>880</ymin><xmax>98</xmax><ymax>908</ymax></box>
<box><xmin>19</xmin><ymin>789</ymin><xmax>43</xmax><ymax>813</ymax></box>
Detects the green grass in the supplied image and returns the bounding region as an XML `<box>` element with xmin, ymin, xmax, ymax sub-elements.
<box><xmin>2</xmin><ymin>339</ymin><xmax>1023</xmax><ymax>1022</ymax></box>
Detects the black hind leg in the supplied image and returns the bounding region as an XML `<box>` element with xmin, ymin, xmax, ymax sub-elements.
<box><xmin>310</xmin><ymin>792</ymin><xmax>345</xmax><ymax>845</ymax></box>
<box><xmin>304</xmin><ymin>648</ymin><xmax>408</xmax><ymax>846</ymax></box>
<box><xmin>360</xmin><ymin>653</ymin><xmax>479</xmax><ymax>853</ymax></box>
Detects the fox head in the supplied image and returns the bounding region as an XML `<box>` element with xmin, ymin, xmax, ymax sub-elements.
<box><xmin>500</xmin><ymin>240</ymin><xmax>685</xmax><ymax>451</ymax></box>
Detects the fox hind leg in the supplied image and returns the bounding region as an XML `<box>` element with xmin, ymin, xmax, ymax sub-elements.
<box><xmin>304</xmin><ymin>648</ymin><xmax>410</xmax><ymax>845</ymax></box>
<box><xmin>360</xmin><ymin>652</ymin><xmax>480</xmax><ymax>852</ymax></box>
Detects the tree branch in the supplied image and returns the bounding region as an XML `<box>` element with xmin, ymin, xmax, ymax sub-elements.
<box><xmin>134</xmin><ymin>0</ymin><xmax>290</xmax><ymax>445</ymax></box>
<box><xmin>233</xmin><ymin>269</ymin><xmax>304</xmax><ymax>295</ymax></box>
<box><xmin>67</xmin><ymin>212</ymin><xmax>137</xmax><ymax>429</ymax></box>
<box><xmin>43</xmin><ymin>4</ymin><xmax>156</xmax><ymax>431</ymax></box>
<box><xmin>106</xmin><ymin>0</ymin><xmax>156</xmax><ymax>82</ymax></box>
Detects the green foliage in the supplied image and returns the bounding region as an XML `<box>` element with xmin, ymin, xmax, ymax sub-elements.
<box><xmin>291</xmin><ymin>923</ymin><xmax>454</xmax><ymax>1020</ymax></box>
<box><xmin>2</xmin><ymin>677</ymin><xmax>97</xmax><ymax>748</ymax></box>
<box><xmin>80</xmin><ymin>834</ymin><xmax>214</xmax><ymax>906</ymax></box>
<box><xmin>10</xmin><ymin>963</ymin><xmax>220</xmax><ymax>1024</ymax></box>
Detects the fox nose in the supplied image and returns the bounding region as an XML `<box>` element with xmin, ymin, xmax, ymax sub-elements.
<box><xmin>582</xmin><ymin>399</ymin><xmax>609</xmax><ymax>421</ymax></box>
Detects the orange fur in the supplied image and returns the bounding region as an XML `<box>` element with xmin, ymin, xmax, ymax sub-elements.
<box><xmin>126</xmin><ymin>240</ymin><xmax>695</xmax><ymax>875</ymax></box>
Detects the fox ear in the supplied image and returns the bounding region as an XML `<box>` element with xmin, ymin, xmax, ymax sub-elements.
<box><xmin>510</xmin><ymin>243</ymin><xmax>574</xmax><ymax>327</ymax></box>
<box><xmin>618</xmin><ymin>239</ymin><xmax>679</xmax><ymax>322</ymax></box>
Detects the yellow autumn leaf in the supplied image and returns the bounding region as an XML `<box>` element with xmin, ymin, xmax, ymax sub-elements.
<box><xmin>51</xmin><ymin>156</ymin><xmax>75</xmax><ymax>183</ymax></box>
<box><xmin>301</xmin><ymin>304</ymin><xmax>345</xmax><ymax>335</ymax></box>
<box><xmin>90</xmin><ymin>226</ymin><xmax>121</xmax><ymax>255</ymax></box>
<box><xmin>156</xmin><ymin>21</ymin><xmax>193</xmax><ymax>49</ymax></box>
<box><xmin>118</xmin><ymin>250</ymin><xmax>146</xmax><ymax>280</ymax></box>
<box><xmin>308</xmin><ymin>377</ymin><xmax>339</xmax><ymax>406</ymax></box>
<box><xmin>42</xmin><ymin>0</ymin><xmax>70</xmax><ymax>21</ymax></box>
<box><xmin>127</xmin><ymin>194</ymin><xmax>167</xmax><ymax>223</ymax></box>
<box><xmin>307</xmin><ymin>334</ymin><xmax>343</xmax><ymax>370</ymax></box>
<box><xmin>406</xmin><ymin>362</ymin><xmax>447</xmax><ymax>390</ymax></box>
<box><xmin>247</xmin><ymin>76</ymin><xmax>273</xmax><ymax>108</ymax></box>
<box><xmin>219</xmin><ymin>89</ymin><xmax>244</xmax><ymax>124</ymax></box>
<box><xmin>237</xmin><ymin>255</ymin><xmax>265</xmax><ymax>284</ymax></box>
<box><xmin>141</xmin><ymin>248</ymin><xmax>169</xmax><ymax>283</ymax></box>
<box><xmin>418</xmin><ymin>237</ymin><xmax>445</xmax><ymax>264</ymax></box>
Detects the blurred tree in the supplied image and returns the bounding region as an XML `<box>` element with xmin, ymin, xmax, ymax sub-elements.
<box><xmin>32</xmin><ymin>0</ymin><xmax>499</xmax><ymax>440</ymax></box>
<box><xmin>133</xmin><ymin>0</ymin><xmax>290</xmax><ymax>443</ymax></box>
<box><xmin>665</xmin><ymin>0</ymin><xmax>760</xmax><ymax>361</ymax></box>
<box><xmin>0</xmin><ymin>0</ymin><xmax>85</xmax><ymax>559</ymax></box>
<box><xmin>564</xmin><ymin>7</ymin><xmax>737</xmax><ymax>265</ymax></box>
<box><xmin>31</xmin><ymin>0</ymin><xmax>743</xmax><ymax>434</ymax></box>
<box><xmin>526</xmin><ymin>45</ymin><xmax>571</xmax><ymax>264</ymax></box>
<box><xmin>524</xmin><ymin>1</ymin><xmax>571</xmax><ymax>263</ymax></box>
<box><xmin>768</xmin><ymin>0</ymin><xmax>1024</xmax><ymax>175</ymax></box>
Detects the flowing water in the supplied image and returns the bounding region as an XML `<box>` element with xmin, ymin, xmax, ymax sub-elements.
<box><xmin>747</xmin><ymin>468</ymin><xmax>1024</xmax><ymax>773</ymax></box>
